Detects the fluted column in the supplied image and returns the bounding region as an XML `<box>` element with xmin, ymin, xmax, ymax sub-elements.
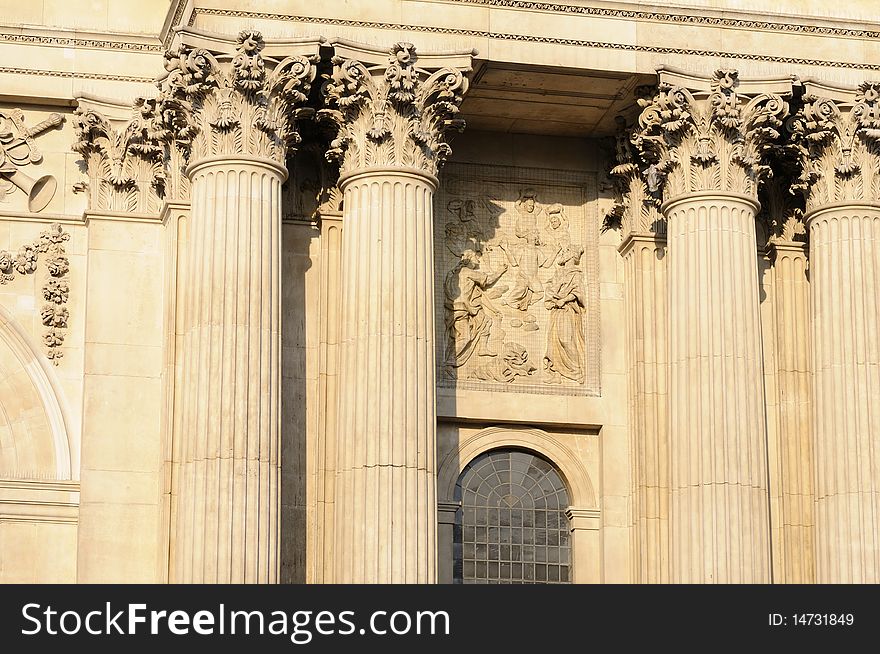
<box><xmin>665</xmin><ymin>192</ymin><xmax>769</xmax><ymax>582</ymax></box>
<box><xmin>175</xmin><ymin>156</ymin><xmax>284</xmax><ymax>582</ymax></box>
<box><xmin>156</xmin><ymin>30</ymin><xmax>319</xmax><ymax>582</ymax></box>
<box><xmin>335</xmin><ymin>169</ymin><xmax>437</xmax><ymax>582</ymax></box>
<box><xmin>634</xmin><ymin>69</ymin><xmax>792</xmax><ymax>582</ymax></box>
<box><xmin>792</xmin><ymin>82</ymin><xmax>880</xmax><ymax>582</ymax></box>
<box><xmin>321</xmin><ymin>42</ymin><xmax>473</xmax><ymax>582</ymax></box>
<box><xmin>767</xmin><ymin>240</ymin><xmax>815</xmax><ymax>583</ymax></box>
<box><xmin>609</xmin><ymin>118</ymin><xmax>670</xmax><ymax>583</ymax></box>
<box><xmin>808</xmin><ymin>206</ymin><xmax>880</xmax><ymax>582</ymax></box>
<box><xmin>311</xmin><ymin>214</ymin><xmax>342</xmax><ymax>584</ymax></box>
<box><xmin>621</xmin><ymin>234</ymin><xmax>669</xmax><ymax>583</ymax></box>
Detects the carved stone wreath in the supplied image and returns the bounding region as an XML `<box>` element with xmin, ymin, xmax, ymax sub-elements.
<box><xmin>0</xmin><ymin>223</ymin><xmax>71</xmax><ymax>363</ymax></box>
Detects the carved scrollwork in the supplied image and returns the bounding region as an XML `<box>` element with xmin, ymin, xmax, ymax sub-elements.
<box><xmin>318</xmin><ymin>43</ymin><xmax>471</xmax><ymax>177</ymax></box>
<box><xmin>72</xmin><ymin>102</ymin><xmax>165</xmax><ymax>213</ymax></box>
<box><xmin>756</xmin><ymin>134</ymin><xmax>806</xmax><ymax>245</ymax></box>
<box><xmin>283</xmin><ymin>137</ymin><xmax>342</xmax><ymax>221</ymax></box>
<box><xmin>156</xmin><ymin>30</ymin><xmax>319</xmax><ymax>165</ymax></box>
<box><xmin>790</xmin><ymin>81</ymin><xmax>880</xmax><ymax>211</ymax></box>
<box><xmin>633</xmin><ymin>69</ymin><xmax>789</xmax><ymax>201</ymax></box>
<box><xmin>606</xmin><ymin>114</ymin><xmax>665</xmax><ymax>238</ymax></box>
<box><xmin>0</xmin><ymin>223</ymin><xmax>71</xmax><ymax>363</ymax></box>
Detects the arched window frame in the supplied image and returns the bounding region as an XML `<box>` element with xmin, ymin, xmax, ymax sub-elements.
<box><xmin>437</xmin><ymin>426</ymin><xmax>601</xmax><ymax>583</ymax></box>
<box><xmin>453</xmin><ymin>448</ymin><xmax>573</xmax><ymax>583</ymax></box>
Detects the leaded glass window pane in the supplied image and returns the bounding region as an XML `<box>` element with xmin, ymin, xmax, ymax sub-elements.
<box><xmin>453</xmin><ymin>450</ymin><xmax>571</xmax><ymax>584</ymax></box>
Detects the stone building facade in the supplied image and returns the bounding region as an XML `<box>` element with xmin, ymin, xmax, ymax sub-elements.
<box><xmin>0</xmin><ymin>0</ymin><xmax>878</xmax><ymax>584</ymax></box>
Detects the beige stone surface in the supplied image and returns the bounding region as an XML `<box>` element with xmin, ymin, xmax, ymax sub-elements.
<box><xmin>762</xmin><ymin>241</ymin><xmax>815</xmax><ymax>583</ymax></box>
<box><xmin>0</xmin><ymin>1</ymin><xmax>878</xmax><ymax>585</ymax></box>
<box><xmin>333</xmin><ymin>170</ymin><xmax>439</xmax><ymax>583</ymax></box>
<box><xmin>171</xmin><ymin>159</ymin><xmax>285</xmax><ymax>583</ymax></box>
<box><xmin>665</xmin><ymin>193</ymin><xmax>770</xmax><ymax>583</ymax></box>
<box><xmin>622</xmin><ymin>235</ymin><xmax>669</xmax><ymax>584</ymax></box>
<box><xmin>76</xmin><ymin>217</ymin><xmax>166</xmax><ymax>583</ymax></box>
<box><xmin>808</xmin><ymin>205</ymin><xmax>880</xmax><ymax>583</ymax></box>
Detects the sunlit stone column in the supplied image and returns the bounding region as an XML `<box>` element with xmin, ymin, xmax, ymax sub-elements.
<box><xmin>622</xmin><ymin>232</ymin><xmax>669</xmax><ymax>584</ymax></box>
<box><xmin>321</xmin><ymin>42</ymin><xmax>473</xmax><ymax>583</ymax></box>
<box><xmin>609</xmin><ymin>115</ymin><xmax>670</xmax><ymax>583</ymax></box>
<box><xmin>664</xmin><ymin>191</ymin><xmax>770</xmax><ymax>583</ymax></box>
<box><xmin>793</xmin><ymin>81</ymin><xmax>880</xmax><ymax>582</ymax></box>
<box><xmin>758</xmin><ymin>179</ymin><xmax>815</xmax><ymax>584</ymax></box>
<box><xmin>767</xmin><ymin>239</ymin><xmax>814</xmax><ymax>583</ymax></box>
<box><xmin>634</xmin><ymin>69</ymin><xmax>791</xmax><ymax>582</ymax></box>
<box><xmin>158</xmin><ymin>30</ymin><xmax>319</xmax><ymax>583</ymax></box>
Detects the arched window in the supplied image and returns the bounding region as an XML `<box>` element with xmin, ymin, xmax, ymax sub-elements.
<box><xmin>453</xmin><ymin>449</ymin><xmax>571</xmax><ymax>584</ymax></box>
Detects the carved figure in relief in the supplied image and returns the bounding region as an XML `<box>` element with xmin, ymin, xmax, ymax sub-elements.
<box><xmin>543</xmin><ymin>203</ymin><xmax>572</xmax><ymax>257</ymax></box>
<box><xmin>443</xmin><ymin>249</ymin><xmax>508</xmax><ymax>376</ymax></box>
<box><xmin>457</xmin><ymin>198</ymin><xmax>487</xmax><ymax>242</ymax></box>
<box><xmin>444</xmin><ymin>219</ymin><xmax>476</xmax><ymax>258</ymax></box>
<box><xmin>0</xmin><ymin>109</ymin><xmax>63</xmax><ymax>212</ymax></box>
<box><xmin>543</xmin><ymin>246</ymin><xmax>586</xmax><ymax>384</ymax></box>
<box><xmin>445</xmin><ymin>199</ymin><xmax>485</xmax><ymax>255</ymax></box>
<box><xmin>469</xmin><ymin>341</ymin><xmax>536</xmax><ymax>382</ymax></box>
<box><xmin>498</xmin><ymin>189</ymin><xmax>555</xmax><ymax>328</ymax></box>
<box><xmin>513</xmin><ymin>188</ymin><xmax>542</xmax><ymax>242</ymax></box>
<box><xmin>499</xmin><ymin>232</ymin><xmax>551</xmax><ymax>329</ymax></box>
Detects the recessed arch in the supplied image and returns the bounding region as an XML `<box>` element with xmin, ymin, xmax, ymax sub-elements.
<box><xmin>0</xmin><ymin>305</ymin><xmax>72</xmax><ymax>480</ymax></box>
<box><xmin>454</xmin><ymin>449</ymin><xmax>574</xmax><ymax>583</ymax></box>
<box><xmin>438</xmin><ymin>425</ymin><xmax>597</xmax><ymax>509</ymax></box>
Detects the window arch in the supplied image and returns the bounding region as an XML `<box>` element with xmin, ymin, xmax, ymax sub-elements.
<box><xmin>454</xmin><ymin>449</ymin><xmax>571</xmax><ymax>584</ymax></box>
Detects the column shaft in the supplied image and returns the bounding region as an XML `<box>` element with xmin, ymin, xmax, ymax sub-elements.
<box><xmin>334</xmin><ymin>170</ymin><xmax>437</xmax><ymax>583</ymax></box>
<box><xmin>622</xmin><ymin>235</ymin><xmax>670</xmax><ymax>583</ymax></box>
<box><xmin>768</xmin><ymin>242</ymin><xmax>815</xmax><ymax>583</ymax></box>
<box><xmin>810</xmin><ymin>205</ymin><xmax>880</xmax><ymax>583</ymax></box>
<box><xmin>311</xmin><ymin>215</ymin><xmax>343</xmax><ymax>583</ymax></box>
<box><xmin>666</xmin><ymin>192</ymin><xmax>771</xmax><ymax>583</ymax></box>
<box><xmin>172</xmin><ymin>157</ymin><xmax>283</xmax><ymax>583</ymax></box>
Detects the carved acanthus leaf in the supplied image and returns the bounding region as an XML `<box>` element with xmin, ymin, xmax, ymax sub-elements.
<box><xmin>790</xmin><ymin>81</ymin><xmax>880</xmax><ymax>211</ymax></box>
<box><xmin>633</xmin><ymin>70</ymin><xmax>789</xmax><ymax>200</ymax></box>
<box><xmin>156</xmin><ymin>30</ymin><xmax>319</xmax><ymax>164</ymax></box>
<box><xmin>606</xmin><ymin>115</ymin><xmax>664</xmax><ymax>238</ymax></box>
<box><xmin>72</xmin><ymin>102</ymin><xmax>165</xmax><ymax>213</ymax></box>
<box><xmin>318</xmin><ymin>43</ymin><xmax>471</xmax><ymax>177</ymax></box>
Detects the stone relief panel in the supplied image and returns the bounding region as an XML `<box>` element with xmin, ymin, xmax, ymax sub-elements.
<box><xmin>0</xmin><ymin>107</ymin><xmax>67</xmax><ymax>214</ymax></box>
<box><xmin>435</xmin><ymin>163</ymin><xmax>599</xmax><ymax>396</ymax></box>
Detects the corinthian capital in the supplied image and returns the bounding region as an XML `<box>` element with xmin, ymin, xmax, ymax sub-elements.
<box><xmin>157</xmin><ymin>28</ymin><xmax>322</xmax><ymax>166</ymax></box>
<box><xmin>318</xmin><ymin>41</ymin><xmax>474</xmax><ymax>179</ymax></box>
<box><xmin>790</xmin><ymin>80</ymin><xmax>880</xmax><ymax>212</ymax></box>
<box><xmin>633</xmin><ymin>68</ymin><xmax>792</xmax><ymax>202</ymax></box>
<box><xmin>72</xmin><ymin>95</ymin><xmax>166</xmax><ymax>213</ymax></box>
<box><xmin>607</xmin><ymin>112</ymin><xmax>665</xmax><ymax>240</ymax></box>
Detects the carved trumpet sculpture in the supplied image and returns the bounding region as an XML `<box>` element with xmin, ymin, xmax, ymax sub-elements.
<box><xmin>0</xmin><ymin>110</ymin><xmax>64</xmax><ymax>212</ymax></box>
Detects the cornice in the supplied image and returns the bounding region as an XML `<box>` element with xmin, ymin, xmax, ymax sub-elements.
<box><xmin>191</xmin><ymin>10</ymin><xmax>880</xmax><ymax>72</ymax></box>
<box><xmin>162</xmin><ymin>0</ymin><xmax>193</xmax><ymax>49</ymax></box>
<box><xmin>437</xmin><ymin>0</ymin><xmax>880</xmax><ymax>40</ymax></box>
<box><xmin>0</xmin><ymin>66</ymin><xmax>154</xmax><ymax>83</ymax></box>
<box><xmin>617</xmin><ymin>231</ymin><xmax>667</xmax><ymax>257</ymax></box>
<box><xmin>0</xmin><ymin>28</ymin><xmax>162</xmax><ymax>52</ymax></box>
<box><xmin>0</xmin><ymin>3</ymin><xmax>875</xmax><ymax>60</ymax></box>
<box><xmin>0</xmin><ymin>211</ymin><xmax>85</xmax><ymax>226</ymax></box>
